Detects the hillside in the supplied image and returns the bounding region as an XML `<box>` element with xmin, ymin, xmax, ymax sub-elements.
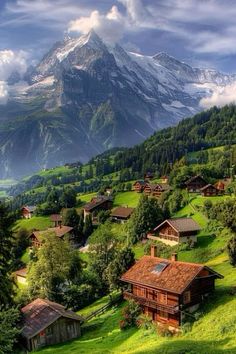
<box><xmin>1</xmin><ymin>31</ymin><xmax>236</xmax><ymax>178</ymax></box>
<box><xmin>7</xmin><ymin>104</ymin><xmax>236</xmax><ymax>206</ymax></box>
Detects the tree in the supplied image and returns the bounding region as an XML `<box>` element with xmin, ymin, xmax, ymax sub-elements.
<box><xmin>83</xmin><ymin>214</ymin><xmax>93</xmax><ymax>239</ymax></box>
<box><xmin>106</xmin><ymin>247</ymin><xmax>135</xmax><ymax>290</ymax></box>
<box><xmin>227</xmin><ymin>235</ymin><xmax>236</xmax><ymax>266</ymax></box>
<box><xmin>13</xmin><ymin>228</ymin><xmax>30</xmax><ymax>259</ymax></box>
<box><xmin>0</xmin><ymin>203</ymin><xmax>14</xmax><ymax>306</ymax></box>
<box><xmin>127</xmin><ymin>195</ymin><xmax>164</xmax><ymax>244</ymax></box>
<box><xmin>0</xmin><ymin>307</ymin><xmax>20</xmax><ymax>354</ymax></box>
<box><xmin>63</xmin><ymin>208</ymin><xmax>84</xmax><ymax>243</ymax></box>
<box><xmin>27</xmin><ymin>232</ymin><xmax>71</xmax><ymax>301</ymax></box>
<box><xmin>60</xmin><ymin>188</ymin><xmax>77</xmax><ymax>208</ymax></box>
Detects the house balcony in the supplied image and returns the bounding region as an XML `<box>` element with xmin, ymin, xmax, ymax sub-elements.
<box><xmin>123</xmin><ymin>291</ymin><xmax>179</xmax><ymax>314</ymax></box>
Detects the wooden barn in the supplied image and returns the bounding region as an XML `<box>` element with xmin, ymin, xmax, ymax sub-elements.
<box><xmin>144</xmin><ymin>183</ymin><xmax>170</xmax><ymax>198</ymax></box>
<box><xmin>121</xmin><ymin>247</ymin><xmax>223</xmax><ymax>329</ymax></box>
<box><xmin>29</xmin><ymin>225</ymin><xmax>73</xmax><ymax>248</ymax></box>
<box><xmin>133</xmin><ymin>180</ymin><xmax>147</xmax><ymax>193</ymax></box>
<box><xmin>20</xmin><ymin>298</ymin><xmax>83</xmax><ymax>351</ymax></box>
<box><xmin>111</xmin><ymin>206</ymin><xmax>134</xmax><ymax>223</ymax></box>
<box><xmin>185</xmin><ymin>175</ymin><xmax>208</xmax><ymax>193</ymax></box>
<box><xmin>14</xmin><ymin>267</ymin><xmax>27</xmax><ymax>285</ymax></box>
<box><xmin>201</xmin><ymin>184</ymin><xmax>219</xmax><ymax>197</ymax></box>
<box><xmin>50</xmin><ymin>214</ymin><xmax>63</xmax><ymax>227</ymax></box>
<box><xmin>83</xmin><ymin>196</ymin><xmax>113</xmax><ymax>221</ymax></box>
<box><xmin>21</xmin><ymin>205</ymin><xmax>36</xmax><ymax>219</ymax></box>
<box><xmin>147</xmin><ymin>218</ymin><xmax>201</xmax><ymax>246</ymax></box>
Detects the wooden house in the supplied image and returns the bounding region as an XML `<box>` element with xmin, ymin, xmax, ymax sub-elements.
<box><xmin>185</xmin><ymin>175</ymin><xmax>208</xmax><ymax>193</ymax></box>
<box><xmin>29</xmin><ymin>225</ymin><xmax>73</xmax><ymax>248</ymax></box>
<box><xmin>20</xmin><ymin>298</ymin><xmax>83</xmax><ymax>351</ymax></box>
<box><xmin>21</xmin><ymin>205</ymin><xmax>36</xmax><ymax>219</ymax></box>
<box><xmin>14</xmin><ymin>267</ymin><xmax>27</xmax><ymax>285</ymax></box>
<box><xmin>121</xmin><ymin>247</ymin><xmax>223</xmax><ymax>329</ymax></box>
<box><xmin>147</xmin><ymin>218</ymin><xmax>200</xmax><ymax>246</ymax></box>
<box><xmin>133</xmin><ymin>180</ymin><xmax>147</xmax><ymax>193</ymax></box>
<box><xmin>144</xmin><ymin>172</ymin><xmax>154</xmax><ymax>181</ymax></box>
<box><xmin>50</xmin><ymin>214</ymin><xmax>63</xmax><ymax>227</ymax></box>
<box><xmin>160</xmin><ymin>175</ymin><xmax>169</xmax><ymax>184</ymax></box>
<box><xmin>144</xmin><ymin>183</ymin><xmax>170</xmax><ymax>198</ymax></box>
<box><xmin>83</xmin><ymin>196</ymin><xmax>113</xmax><ymax>221</ymax></box>
<box><xmin>200</xmin><ymin>184</ymin><xmax>219</xmax><ymax>197</ymax></box>
<box><xmin>111</xmin><ymin>206</ymin><xmax>134</xmax><ymax>223</ymax></box>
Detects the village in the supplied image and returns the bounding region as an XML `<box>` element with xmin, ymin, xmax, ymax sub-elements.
<box><xmin>5</xmin><ymin>168</ymin><xmax>235</xmax><ymax>353</ymax></box>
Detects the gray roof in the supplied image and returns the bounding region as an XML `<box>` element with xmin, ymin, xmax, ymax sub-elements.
<box><xmin>154</xmin><ymin>218</ymin><xmax>201</xmax><ymax>233</ymax></box>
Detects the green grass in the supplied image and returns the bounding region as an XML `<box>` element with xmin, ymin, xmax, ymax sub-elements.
<box><xmin>77</xmin><ymin>293</ymin><xmax>118</xmax><ymax>318</ymax></box>
<box><xmin>113</xmin><ymin>191</ymin><xmax>141</xmax><ymax>208</ymax></box>
<box><xmin>36</xmin><ymin>255</ymin><xmax>236</xmax><ymax>354</ymax></box>
<box><xmin>78</xmin><ymin>192</ymin><xmax>97</xmax><ymax>203</ymax></box>
<box><xmin>13</xmin><ymin>216</ymin><xmax>51</xmax><ymax>232</ymax></box>
<box><xmin>20</xmin><ymin>249</ymin><xmax>30</xmax><ymax>264</ymax></box>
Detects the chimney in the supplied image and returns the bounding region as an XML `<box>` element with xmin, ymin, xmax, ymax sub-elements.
<box><xmin>171</xmin><ymin>253</ymin><xmax>178</xmax><ymax>262</ymax></box>
<box><xmin>151</xmin><ymin>245</ymin><xmax>157</xmax><ymax>258</ymax></box>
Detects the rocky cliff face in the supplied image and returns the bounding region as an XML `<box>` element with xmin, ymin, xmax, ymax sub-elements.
<box><xmin>0</xmin><ymin>30</ymin><xmax>235</xmax><ymax>178</ymax></box>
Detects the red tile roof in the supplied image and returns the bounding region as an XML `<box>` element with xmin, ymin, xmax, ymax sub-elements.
<box><xmin>121</xmin><ymin>255</ymin><xmax>222</xmax><ymax>294</ymax></box>
<box><xmin>21</xmin><ymin>298</ymin><xmax>83</xmax><ymax>339</ymax></box>
<box><xmin>154</xmin><ymin>218</ymin><xmax>201</xmax><ymax>233</ymax></box>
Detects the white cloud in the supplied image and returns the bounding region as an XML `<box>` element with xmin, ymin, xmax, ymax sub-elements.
<box><xmin>200</xmin><ymin>82</ymin><xmax>236</xmax><ymax>109</ymax></box>
<box><xmin>0</xmin><ymin>50</ymin><xmax>27</xmax><ymax>105</ymax></box>
<box><xmin>68</xmin><ymin>6</ymin><xmax>125</xmax><ymax>43</ymax></box>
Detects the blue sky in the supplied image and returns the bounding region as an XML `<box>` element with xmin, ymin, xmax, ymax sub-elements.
<box><xmin>0</xmin><ymin>0</ymin><xmax>236</xmax><ymax>73</ymax></box>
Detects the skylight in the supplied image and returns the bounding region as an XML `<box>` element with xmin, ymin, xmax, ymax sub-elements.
<box><xmin>152</xmin><ymin>261</ymin><xmax>169</xmax><ymax>274</ymax></box>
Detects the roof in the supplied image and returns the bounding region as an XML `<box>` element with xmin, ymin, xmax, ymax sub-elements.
<box><xmin>133</xmin><ymin>180</ymin><xmax>146</xmax><ymax>186</ymax></box>
<box><xmin>22</xmin><ymin>205</ymin><xmax>36</xmax><ymax>213</ymax></box>
<box><xmin>145</xmin><ymin>183</ymin><xmax>170</xmax><ymax>192</ymax></box>
<box><xmin>15</xmin><ymin>268</ymin><xmax>27</xmax><ymax>278</ymax></box>
<box><xmin>121</xmin><ymin>255</ymin><xmax>223</xmax><ymax>294</ymax></box>
<box><xmin>50</xmin><ymin>214</ymin><xmax>63</xmax><ymax>222</ymax></box>
<box><xmin>31</xmin><ymin>226</ymin><xmax>73</xmax><ymax>242</ymax></box>
<box><xmin>111</xmin><ymin>207</ymin><xmax>134</xmax><ymax>219</ymax></box>
<box><xmin>201</xmin><ymin>184</ymin><xmax>218</xmax><ymax>191</ymax></box>
<box><xmin>21</xmin><ymin>298</ymin><xmax>83</xmax><ymax>339</ymax></box>
<box><xmin>185</xmin><ymin>175</ymin><xmax>207</xmax><ymax>185</ymax></box>
<box><xmin>154</xmin><ymin>218</ymin><xmax>201</xmax><ymax>233</ymax></box>
<box><xmin>84</xmin><ymin>196</ymin><xmax>111</xmax><ymax>211</ymax></box>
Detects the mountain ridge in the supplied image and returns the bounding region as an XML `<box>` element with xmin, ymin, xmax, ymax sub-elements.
<box><xmin>0</xmin><ymin>30</ymin><xmax>236</xmax><ymax>178</ymax></box>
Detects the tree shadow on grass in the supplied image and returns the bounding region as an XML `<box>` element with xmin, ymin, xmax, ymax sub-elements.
<box><xmin>134</xmin><ymin>338</ymin><xmax>236</xmax><ymax>354</ymax></box>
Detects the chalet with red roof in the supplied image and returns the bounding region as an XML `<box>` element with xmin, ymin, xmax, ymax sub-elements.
<box><xmin>133</xmin><ymin>180</ymin><xmax>147</xmax><ymax>193</ymax></box>
<box><xmin>20</xmin><ymin>298</ymin><xmax>83</xmax><ymax>351</ymax></box>
<box><xmin>29</xmin><ymin>225</ymin><xmax>73</xmax><ymax>248</ymax></box>
<box><xmin>111</xmin><ymin>206</ymin><xmax>134</xmax><ymax>223</ymax></box>
<box><xmin>21</xmin><ymin>205</ymin><xmax>36</xmax><ymax>219</ymax></box>
<box><xmin>121</xmin><ymin>247</ymin><xmax>223</xmax><ymax>329</ymax></box>
<box><xmin>147</xmin><ymin>218</ymin><xmax>201</xmax><ymax>246</ymax></box>
<box><xmin>144</xmin><ymin>183</ymin><xmax>171</xmax><ymax>198</ymax></box>
<box><xmin>185</xmin><ymin>175</ymin><xmax>208</xmax><ymax>193</ymax></box>
<box><xmin>83</xmin><ymin>196</ymin><xmax>113</xmax><ymax>221</ymax></box>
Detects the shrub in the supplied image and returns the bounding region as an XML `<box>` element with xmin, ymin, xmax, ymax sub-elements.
<box><xmin>227</xmin><ymin>235</ymin><xmax>236</xmax><ymax>266</ymax></box>
<box><xmin>119</xmin><ymin>300</ymin><xmax>141</xmax><ymax>330</ymax></box>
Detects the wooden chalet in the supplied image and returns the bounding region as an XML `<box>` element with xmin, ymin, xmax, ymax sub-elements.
<box><xmin>147</xmin><ymin>218</ymin><xmax>200</xmax><ymax>246</ymax></box>
<box><xmin>200</xmin><ymin>184</ymin><xmax>219</xmax><ymax>197</ymax></box>
<box><xmin>50</xmin><ymin>214</ymin><xmax>63</xmax><ymax>227</ymax></box>
<box><xmin>21</xmin><ymin>205</ymin><xmax>36</xmax><ymax>219</ymax></box>
<box><xmin>20</xmin><ymin>298</ymin><xmax>83</xmax><ymax>351</ymax></box>
<box><xmin>144</xmin><ymin>183</ymin><xmax>170</xmax><ymax>198</ymax></box>
<box><xmin>133</xmin><ymin>180</ymin><xmax>147</xmax><ymax>193</ymax></box>
<box><xmin>14</xmin><ymin>267</ymin><xmax>27</xmax><ymax>285</ymax></box>
<box><xmin>83</xmin><ymin>196</ymin><xmax>113</xmax><ymax>221</ymax></box>
<box><xmin>185</xmin><ymin>175</ymin><xmax>208</xmax><ymax>193</ymax></box>
<box><xmin>121</xmin><ymin>247</ymin><xmax>223</xmax><ymax>329</ymax></box>
<box><xmin>111</xmin><ymin>206</ymin><xmax>134</xmax><ymax>223</ymax></box>
<box><xmin>144</xmin><ymin>172</ymin><xmax>154</xmax><ymax>181</ymax></box>
<box><xmin>29</xmin><ymin>225</ymin><xmax>73</xmax><ymax>248</ymax></box>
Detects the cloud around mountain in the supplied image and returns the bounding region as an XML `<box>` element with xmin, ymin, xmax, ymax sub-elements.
<box><xmin>200</xmin><ymin>82</ymin><xmax>236</xmax><ymax>109</ymax></box>
<box><xmin>0</xmin><ymin>50</ymin><xmax>27</xmax><ymax>104</ymax></box>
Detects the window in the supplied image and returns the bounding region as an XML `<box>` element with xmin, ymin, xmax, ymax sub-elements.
<box><xmin>159</xmin><ymin>311</ymin><xmax>168</xmax><ymax>319</ymax></box>
<box><xmin>183</xmin><ymin>291</ymin><xmax>191</xmax><ymax>304</ymax></box>
<box><xmin>46</xmin><ymin>326</ymin><xmax>53</xmax><ymax>335</ymax></box>
<box><xmin>159</xmin><ymin>293</ymin><xmax>168</xmax><ymax>304</ymax></box>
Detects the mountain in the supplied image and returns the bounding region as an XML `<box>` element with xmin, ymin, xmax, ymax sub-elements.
<box><xmin>0</xmin><ymin>30</ymin><xmax>235</xmax><ymax>179</ymax></box>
